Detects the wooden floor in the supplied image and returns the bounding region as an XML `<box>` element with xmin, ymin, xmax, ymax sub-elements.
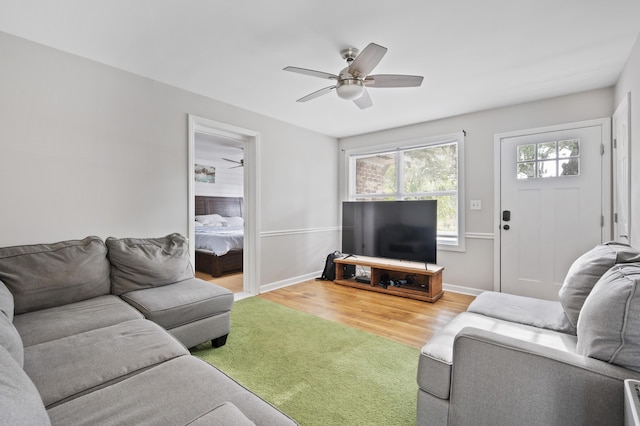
<box><xmin>260</xmin><ymin>279</ymin><xmax>475</xmax><ymax>349</ymax></box>
<box><xmin>196</xmin><ymin>271</ymin><xmax>475</xmax><ymax>349</ymax></box>
<box><xmin>196</xmin><ymin>271</ymin><xmax>244</xmax><ymax>293</ymax></box>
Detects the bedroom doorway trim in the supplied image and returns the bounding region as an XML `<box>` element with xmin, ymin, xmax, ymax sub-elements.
<box><xmin>188</xmin><ymin>115</ymin><xmax>260</xmax><ymax>298</ymax></box>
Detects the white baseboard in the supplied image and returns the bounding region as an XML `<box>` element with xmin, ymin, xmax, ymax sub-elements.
<box><xmin>442</xmin><ymin>283</ymin><xmax>485</xmax><ymax>296</ymax></box>
<box><xmin>260</xmin><ymin>271</ymin><xmax>322</xmax><ymax>294</ymax></box>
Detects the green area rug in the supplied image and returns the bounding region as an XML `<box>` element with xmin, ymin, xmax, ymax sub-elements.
<box><xmin>191</xmin><ymin>297</ymin><xmax>419</xmax><ymax>426</ymax></box>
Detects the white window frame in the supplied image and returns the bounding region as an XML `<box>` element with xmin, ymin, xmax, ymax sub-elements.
<box><xmin>344</xmin><ymin>131</ymin><xmax>465</xmax><ymax>252</ymax></box>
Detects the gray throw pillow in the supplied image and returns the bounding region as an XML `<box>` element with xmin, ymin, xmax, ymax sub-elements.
<box><xmin>0</xmin><ymin>280</ymin><xmax>14</xmax><ymax>321</ymax></box>
<box><xmin>558</xmin><ymin>242</ymin><xmax>640</xmax><ymax>328</ymax></box>
<box><xmin>0</xmin><ymin>311</ymin><xmax>23</xmax><ymax>367</ymax></box>
<box><xmin>577</xmin><ymin>263</ymin><xmax>640</xmax><ymax>372</ymax></box>
<box><xmin>106</xmin><ymin>233</ymin><xmax>194</xmax><ymax>296</ymax></box>
<box><xmin>0</xmin><ymin>237</ymin><xmax>112</xmax><ymax>314</ymax></box>
<box><xmin>0</xmin><ymin>345</ymin><xmax>50</xmax><ymax>425</ymax></box>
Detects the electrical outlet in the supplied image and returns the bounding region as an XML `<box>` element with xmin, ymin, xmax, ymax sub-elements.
<box><xmin>470</xmin><ymin>200</ymin><xmax>482</xmax><ymax>211</ymax></box>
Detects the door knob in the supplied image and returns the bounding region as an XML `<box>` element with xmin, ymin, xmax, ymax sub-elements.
<box><xmin>503</xmin><ymin>224</ymin><xmax>510</xmax><ymax>230</ymax></box>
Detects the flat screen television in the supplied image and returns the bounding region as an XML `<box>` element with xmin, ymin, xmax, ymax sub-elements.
<box><xmin>342</xmin><ymin>200</ymin><xmax>438</xmax><ymax>265</ymax></box>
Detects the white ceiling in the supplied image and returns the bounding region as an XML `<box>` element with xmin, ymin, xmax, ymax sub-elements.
<box><xmin>1</xmin><ymin>0</ymin><xmax>639</xmax><ymax>138</ymax></box>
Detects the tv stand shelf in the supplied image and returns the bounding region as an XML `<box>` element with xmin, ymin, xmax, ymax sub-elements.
<box><xmin>333</xmin><ymin>255</ymin><xmax>444</xmax><ymax>302</ymax></box>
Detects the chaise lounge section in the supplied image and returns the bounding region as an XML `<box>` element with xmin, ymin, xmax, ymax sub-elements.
<box><xmin>0</xmin><ymin>235</ymin><xmax>296</xmax><ymax>425</ymax></box>
<box><xmin>417</xmin><ymin>242</ymin><xmax>640</xmax><ymax>425</ymax></box>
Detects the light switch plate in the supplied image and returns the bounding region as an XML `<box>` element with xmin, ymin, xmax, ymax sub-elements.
<box><xmin>470</xmin><ymin>200</ymin><xmax>482</xmax><ymax>211</ymax></box>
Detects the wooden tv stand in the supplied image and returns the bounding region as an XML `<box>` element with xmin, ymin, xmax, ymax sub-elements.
<box><xmin>333</xmin><ymin>255</ymin><xmax>444</xmax><ymax>302</ymax></box>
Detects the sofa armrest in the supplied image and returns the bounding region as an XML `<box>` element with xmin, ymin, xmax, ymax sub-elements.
<box><xmin>449</xmin><ymin>327</ymin><xmax>640</xmax><ymax>426</ymax></box>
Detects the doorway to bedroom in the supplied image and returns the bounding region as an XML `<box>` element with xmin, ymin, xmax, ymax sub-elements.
<box><xmin>188</xmin><ymin>115</ymin><xmax>260</xmax><ymax>299</ymax></box>
<box><xmin>194</xmin><ymin>133</ymin><xmax>244</xmax><ymax>294</ymax></box>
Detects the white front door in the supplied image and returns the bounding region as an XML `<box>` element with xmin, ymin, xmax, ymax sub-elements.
<box><xmin>613</xmin><ymin>94</ymin><xmax>631</xmax><ymax>244</ymax></box>
<box><xmin>495</xmin><ymin>119</ymin><xmax>611</xmax><ymax>301</ymax></box>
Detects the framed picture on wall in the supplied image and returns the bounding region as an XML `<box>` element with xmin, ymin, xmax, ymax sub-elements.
<box><xmin>195</xmin><ymin>164</ymin><xmax>216</xmax><ymax>183</ymax></box>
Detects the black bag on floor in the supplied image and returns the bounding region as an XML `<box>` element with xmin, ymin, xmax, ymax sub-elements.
<box><xmin>317</xmin><ymin>251</ymin><xmax>343</xmax><ymax>281</ymax></box>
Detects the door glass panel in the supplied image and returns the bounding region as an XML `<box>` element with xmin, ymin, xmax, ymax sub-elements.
<box><xmin>517</xmin><ymin>144</ymin><xmax>535</xmax><ymax>161</ymax></box>
<box><xmin>517</xmin><ymin>162</ymin><xmax>535</xmax><ymax>179</ymax></box>
<box><xmin>560</xmin><ymin>158</ymin><xmax>580</xmax><ymax>176</ymax></box>
<box><xmin>558</xmin><ymin>139</ymin><xmax>579</xmax><ymax>158</ymax></box>
<box><xmin>537</xmin><ymin>142</ymin><xmax>557</xmax><ymax>160</ymax></box>
<box><xmin>538</xmin><ymin>160</ymin><xmax>557</xmax><ymax>178</ymax></box>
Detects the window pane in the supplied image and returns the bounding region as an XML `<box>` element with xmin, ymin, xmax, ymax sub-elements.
<box><xmin>517</xmin><ymin>144</ymin><xmax>535</xmax><ymax>161</ymax></box>
<box><xmin>537</xmin><ymin>142</ymin><xmax>557</xmax><ymax>160</ymax></box>
<box><xmin>558</xmin><ymin>139</ymin><xmax>579</xmax><ymax>158</ymax></box>
<box><xmin>404</xmin><ymin>144</ymin><xmax>457</xmax><ymax>192</ymax></box>
<box><xmin>517</xmin><ymin>162</ymin><xmax>535</xmax><ymax>179</ymax></box>
<box><xmin>559</xmin><ymin>158</ymin><xmax>580</xmax><ymax>176</ymax></box>
<box><xmin>538</xmin><ymin>160</ymin><xmax>557</xmax><ymax>178</ymax></box>
<box><xmin>355</xmin><ymin>153</ymin><xmax>396</xmax><ymax>195</ymax></box>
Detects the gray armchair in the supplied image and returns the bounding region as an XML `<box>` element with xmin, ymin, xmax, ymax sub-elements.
<box><xmin>417</xmin><ymin>242</ymin><xmax>640</xmax><ymax>425</ymax></box>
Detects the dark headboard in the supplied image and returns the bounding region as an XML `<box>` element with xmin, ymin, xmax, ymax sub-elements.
<box><xmin>195</xmin><ymin>196</ymin><xmax>243</xmax><ymax>218</ymax></box>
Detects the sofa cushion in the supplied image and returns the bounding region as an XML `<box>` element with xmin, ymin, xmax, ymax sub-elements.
<box><xmin>418</xmin><ymin>312</ymin><xmax>577</xmax><ymax>400</ymax></box>
<box><xmin>24</xmin><ymin>319</ymin><xmax>188</xmax><ymax>408</ymax></box>
<box><xmin>577</xmin><ymin>263</ymin><xmax>640</xmax><ymax>372</ymax></box>
<box><xmin>467</xmin><ymin>291</ymin><xmax>575</xmax><ymax>334</ymax></box>
<box><xmin>47</xmin><ymin>355</ymin><xmax>297</xmax><ymax>425</ymax></box>
<box><xmin>106</xmin><ymin>233</ymin><xmax>194</xmax><ymax>296</ymax></box>
<box><xmin>0</xmin><ymin>345</ymin><xmax>50</xmax><ymax>426</ymax></box>
<box><xmin>558</xmin><ymin>242</ymin><xmax>640</xmax><ymax>328</ymax></box>
<box><xmin>0</xmin><ymin>280</ymin><xmax>14</xmax><ymax>321</ymax></box>
<box><xmin>0</xmin><ymin>236</ymin><xmax>111</xmax><ymax>314</ymax></box>
<box><xmin>13</xmin><ymin>295</ymin><xmax>143</xmax><ymax>347</ymax></box>
<box><xmin>120</xmin><ymin>278</ymin><xmax>233</xmax><ymax>329</ymax></box>
<box><xmin>0</xmin><ymin>311</ymin><xmax>24</xmax><ymax>366</ymax></box>
<box><xmin>187</xmin><ymin>402</ymin><xmax>256</xmax><ymax>425</ymax></box>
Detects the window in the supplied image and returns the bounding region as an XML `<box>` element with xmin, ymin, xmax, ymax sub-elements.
<box><xmin>516</xmin><ymin>139</ymin><xmax>580</xmax><ymax>179</ymax></box>
<box><xmin>347</xmin><ymin>132</ymin><xmax>465</xmax><ymax>250</ymax></box>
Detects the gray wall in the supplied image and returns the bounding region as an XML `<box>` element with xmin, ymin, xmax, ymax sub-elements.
<box><xmin>615</xmin><ymin>33</ymin><xmax>640</xmax><ymax>248</ymax></box>
<box><xmin>339</xmin><ymin>88</ymin><xmax>614</xmax><ymax>293</ymax></box>
<box><xmin>0</xmin><ymin>32</ymin><xmax>339</xmax><ymax>291</ymax></box>
<box><xmin>1</xmin><ymin>29</ymin><xmax>633</xmax><ymax>295</ymax></box>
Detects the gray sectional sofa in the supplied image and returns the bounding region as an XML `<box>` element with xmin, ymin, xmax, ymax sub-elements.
<box><xmin>417</xmin><ymin>242</ymin><xmax>640</xmax><ymax>426</ymax></box>
<box><xmin>0</xmin><ymin>234</ymin><xmax>296</xmax><ymax>425</ymax></box>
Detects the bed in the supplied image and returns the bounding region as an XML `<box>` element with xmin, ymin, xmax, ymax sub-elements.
<box><xmin>194</xmin><ymin>196</ymin><xmax>244</xmax><ymax>277</ymax></box>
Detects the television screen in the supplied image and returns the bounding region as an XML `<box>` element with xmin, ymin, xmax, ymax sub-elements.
<box><xmin>342</xmin><ymin>200</ymin><xmax>437</xmax><ymax>264</ymax></box>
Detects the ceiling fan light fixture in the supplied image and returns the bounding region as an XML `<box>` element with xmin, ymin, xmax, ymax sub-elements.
<box><xmin>336</xmin><ymin>79</ymin><xmax>364</xmax><ymax>100</ymax></box>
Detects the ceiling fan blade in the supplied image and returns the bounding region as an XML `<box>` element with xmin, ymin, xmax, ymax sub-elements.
<box><xmin>353</xmin><ymin>89</ymin><xmax>373</xmax><ymax>110</ymax></box>
<box><xmin>223</xmin><ymin>158</ymin><xmax>241</xmax><ymax>164</ymax></box>
<box><xmin>348</xmin><ymin>43</ymin><xmax>387</xmax><ymax>78</ymax></box>
<box><xmin>297</xmin><ymin>85</ymin><xmax>336</xmax><ymax>102</ymax></box>
<box><xmin>364</xmin><ymin>74</ymin><xmax>424</xmax><ymax>87</ymax></box>
<box><xmin>283</xmin><ymin>66</ymin><xmax>338</xmax><ymax>80</ymax></box>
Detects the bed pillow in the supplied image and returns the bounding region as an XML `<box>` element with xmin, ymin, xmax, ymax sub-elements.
<box><xmin>195</xmin><ymin>214</ymin><xmax>227</xmax><ymax>226</ymax></box>
<box><xmin>107</xmin><ymin>233</ymin><xmax>194</xmax><ymax>295</ymax></box>
<box><xmin>0</xmin><ymin>237</ymin><xmax>112</xmax><ymax>314</ymax></box>
<box><xmin>223</xmin><ymin>216</ymin><xmax>244</xmax><ymax>227</ymax></box>
<box><xmin>577</xmin><ymin>263</ymin><xmax>640</xmax><ymax>372</ymax></box>
<box><xmin>558</xmin><ymin>242</ymin><xmax>640</xmax><ymax>328</ymax></box>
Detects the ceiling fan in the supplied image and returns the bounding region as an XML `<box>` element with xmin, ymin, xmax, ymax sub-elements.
<box><xmin>283</xmin><ymin>42</ymin><xmax>423</xmax><ymax>109</ymax></box>
<box><xmin>223</xmin><ymin>158</ymin><xmax>244</xmax><ymax>168</ymax></box>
